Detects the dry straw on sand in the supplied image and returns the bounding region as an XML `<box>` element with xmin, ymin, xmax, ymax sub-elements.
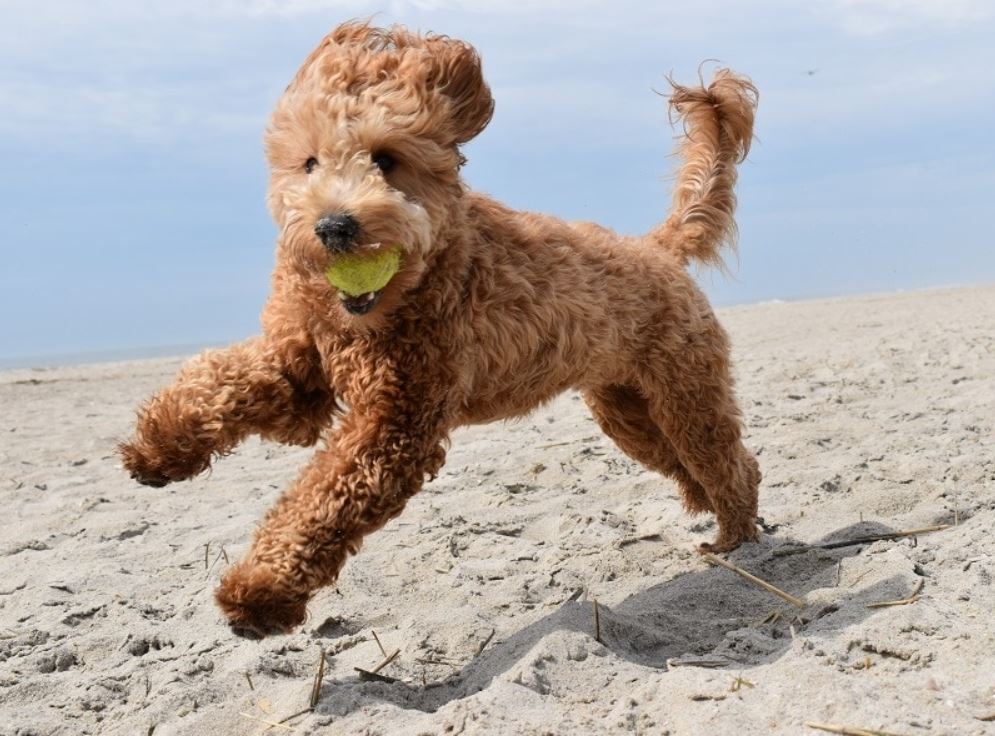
<box><xmin>308</xmin><ymin>647</ymin><xmax>325</xmax><ymax>709</ymax></box>
<box><xmin>805</xmin><ymin>721</ymin><xmax>909</xmax><ymax>736</ymax></box>
<box><xmin>866</xmin><ymin>578</ymin><xmax>925</xmax><ymax>609</ymax></box>
<box><xmin>701</xmin><ymin>552</ymin><xmax>807</xmax><ymax>608</ymax></box>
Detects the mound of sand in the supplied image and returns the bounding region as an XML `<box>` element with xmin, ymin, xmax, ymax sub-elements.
<box><xmin>1</xmin><ymin>285</ymin><xmax>993</xmax><ymax>735</ymax></box>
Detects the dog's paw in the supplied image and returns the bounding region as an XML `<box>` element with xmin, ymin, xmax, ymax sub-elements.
<box><xmin>216</xmin><ymin>563</ymin><xmax>309</xmax><ymax>638</ymax></box>
<box><xmin>118</xmin><ymin>440</ymin><xmax>176</xmax><ymax>487</ymax></box>
<box><xmin>697</xmin><ymin>520</ymin><xmax>760</xmax><ymax>554</ymax></box>
<box><xmin>698</xmin><ymin>539</ymin><xmax>743</xmax><ymax>554</ymax></box>
<box><xmin>118</xmin><ymin>439</ymin><xmax>209</xmax><ymax>487</ymax></box>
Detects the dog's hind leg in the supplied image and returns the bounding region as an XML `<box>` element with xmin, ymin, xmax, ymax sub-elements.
<box><xmin>634</xmin><ymin>351</ymin><xmax>761</xmax><ymax>553</ymax></box>
<box><xmin>630</xmin><ymin>309</ymin><xmax>761</xmax><ymax>554</ymax></box>
<box><xmin>583</xmin><ymin>384</ymin><xmax>713</xmax><ymax>514</ymax></box>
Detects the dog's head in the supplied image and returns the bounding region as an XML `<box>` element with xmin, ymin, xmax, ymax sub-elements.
<box><xmin>265</xmin><ymin>22</ymin><xmax>493</xmax><ymax>321</ymax></box>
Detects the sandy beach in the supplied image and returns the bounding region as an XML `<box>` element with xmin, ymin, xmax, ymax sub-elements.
<box><xmin>1</xmin><ymin>284</ymin><xmax>993</xmax><ymax>735</ymax></box>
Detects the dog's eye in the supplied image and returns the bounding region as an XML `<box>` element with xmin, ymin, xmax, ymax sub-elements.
<box><xmin>372</xmin><ymin>152</ymin><xmax>396</xmax><ymax>174</ymax></box>
<box><xmin>304</xmin><ymin>157</ymin><xmax>318</xmax><ymax>174</ymax></box>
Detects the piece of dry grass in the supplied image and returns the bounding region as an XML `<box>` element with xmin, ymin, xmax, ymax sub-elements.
<box><xmin>805</xmin><ymin>720</ymin><xmax>909</xmax><ymax>736</ymax></box>
<box><xmin>353</xmin><ymin>646</ymin><xmax>401</xmax><ymax>683</ymax></box>
<box><xmin>866</xmin><ymin>578</ymin><xmax>925</xmax><ymax>609</ymax></box>
<box><xmin>205</xmin><ymin>544</ymin><xmax>231</xmax><ymax>576</ymax></box>
<box><xmin>475</xmin><ymin>628</ymin><xmax>495</xmax><ymax>656</ymax></box>
<box><xmin>702</xmin><ymin>553</ymin><xmax>806</xmax><ymax>608</ymax></box>
<box><xmin>775</xmin><ymin>525</ymin><xmax>950</xmax><ymax>558</ymax></box>
<box><xmin>308</xmin><ymin>647</ymin><xmax>325</xmax><ymax>709</ymax></box>
<box><xmin>371</xmin><ymin>648</ymin><xmax>400</xmax><ymax>674</ymax></box>
<box><xmin>354</xmin><ymin>668</ymin><xmax>399</xmax><ymax>683</ymax></box>
<box><xmin>619</xmin><ymin>532</ymin><xmax>664</xmax><ymax>547</ymax></box>
<box><xmin>665</xmin><ymin>657</ymin><xmax>728</xmax><ymax>669</ymax></box>
<box><xmin>238</xmin><ymin>712</ymin><xmax>297</xmax><ymax>732</ymax></box>
<box><xmin>371</xmin><ymin>630</ymin><xmax>387</xmax><ymax>658</ymax></box>
<box><xmin>730</xmin><ymin>675</ymin><xmax>754</xmax><ymax>692</ymax></box>
<box><xmin>592</xmin><ymin>598</ymin><xmax>602</xmax><ymax>643</ymax></box>
<box><xmin>789</xmin><ymin>525</ymin><xmax>950</xmax><ymax>558</ymax></box>
<box><xmin>753</xmin><ymin>610</ymin><xmax>781</xmax><ymax>627</ymax></box>
<box><xmin>262</xmin><ymin>709</ymin><xmax>312</xmax><ymax>733</ymax></box>
<box><xmin>415</xmin><ymin>656</ymin><xmax>459</xmax><ymax>668</ymax></box>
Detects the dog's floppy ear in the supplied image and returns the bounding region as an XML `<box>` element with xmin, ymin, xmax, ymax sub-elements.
<box><xmin>424</xmin><ymin>36</ymin><xmax>495</xmax><ymax>144</ymax></box>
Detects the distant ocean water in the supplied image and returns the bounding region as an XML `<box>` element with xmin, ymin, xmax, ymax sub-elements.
<box><xmin>0</xmin><ymin>343</ymin><xmax>220</xmax><ymax>371</ymax></box>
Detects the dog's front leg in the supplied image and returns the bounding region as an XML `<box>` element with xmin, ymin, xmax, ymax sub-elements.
<box><xmin>120</xmin><ymin>338</ymin><xmax>334</xmax><ymax>487</ymax></box>
<box><xmin>215</xmin><ymin>388</ymin><xmax>450</xmax><ymax>636</ymax></box>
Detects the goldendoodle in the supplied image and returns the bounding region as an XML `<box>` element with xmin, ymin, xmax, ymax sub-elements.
<box><xmin>120</xmin><ymin>22</ymin><xmax>761</xmax><ymax>636</ymax></box>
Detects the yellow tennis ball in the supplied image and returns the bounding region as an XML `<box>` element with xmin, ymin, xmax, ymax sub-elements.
<box><xmin>324</xmin><ymin>245</ymin><xmax>403</xmax><ymax>296</ymax></box>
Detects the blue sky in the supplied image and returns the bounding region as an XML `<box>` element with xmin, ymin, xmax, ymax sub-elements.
<box><xmin>2</xmin><ymin>0</ymin><xmax>994</xmax><ymax>363</ymax></box>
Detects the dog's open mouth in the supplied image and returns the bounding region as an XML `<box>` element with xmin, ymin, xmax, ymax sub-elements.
<box><xmin>337</xmin><ymin>289</ymin><xmax>383</xmax><ymax>315</ymax></box>
<box><xmin>323</xmin><ymin>244</ymin><xmax>402</xmax><ymax>316</ymax></box>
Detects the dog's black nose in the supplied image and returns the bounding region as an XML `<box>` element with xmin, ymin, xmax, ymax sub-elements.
<box><xmin>314</xmin><ymin>213</ymin><xmax>359</xmax><ymax>252</ymax></box>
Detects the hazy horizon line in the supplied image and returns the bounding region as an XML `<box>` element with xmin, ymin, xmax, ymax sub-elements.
<box><xmin>2</xmin><ymin>280</ymin><xmax>987</xmax><ymax>372</ymax></box>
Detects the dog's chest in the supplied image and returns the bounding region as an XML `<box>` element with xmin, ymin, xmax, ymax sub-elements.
<box><xmin>316</xmin><ymin>330</ymin><xmax>448</xmax><ymax>407</ymax></box>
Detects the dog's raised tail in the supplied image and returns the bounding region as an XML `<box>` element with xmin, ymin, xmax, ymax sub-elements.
<box><xmin>651</xmin><ymin>69</ymin><xmax>757</xmax><ymax>268</ymax></box>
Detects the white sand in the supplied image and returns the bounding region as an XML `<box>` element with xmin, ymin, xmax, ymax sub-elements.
<box><xmin>1</xmin><ymin>285</ymin><xmax>993</xmax><ymax>735</ymax></box>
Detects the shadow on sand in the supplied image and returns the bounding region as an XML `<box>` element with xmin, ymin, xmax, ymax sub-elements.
<box><xmin>312</xmin><ymin>521</ymin><xmax>918</xmax><ymax>715</ymax></box>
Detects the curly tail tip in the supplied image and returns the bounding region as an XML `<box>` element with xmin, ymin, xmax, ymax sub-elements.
<box><xmin>654</xmin><ymin>68</ymin><xmax>758</xmax><ymax>268</ymax></box>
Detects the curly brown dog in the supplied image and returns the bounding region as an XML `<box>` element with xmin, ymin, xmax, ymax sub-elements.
<box><xmin>120</xmin><ymin>22</ymin><xmax>761</xmax><ymax>637</ymax></box>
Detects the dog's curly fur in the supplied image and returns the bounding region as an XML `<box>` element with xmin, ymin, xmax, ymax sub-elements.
<box><xmin>120</xmin><ymin>22</ymin><xmax>761</xmax><ymax>637</ymax></box>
